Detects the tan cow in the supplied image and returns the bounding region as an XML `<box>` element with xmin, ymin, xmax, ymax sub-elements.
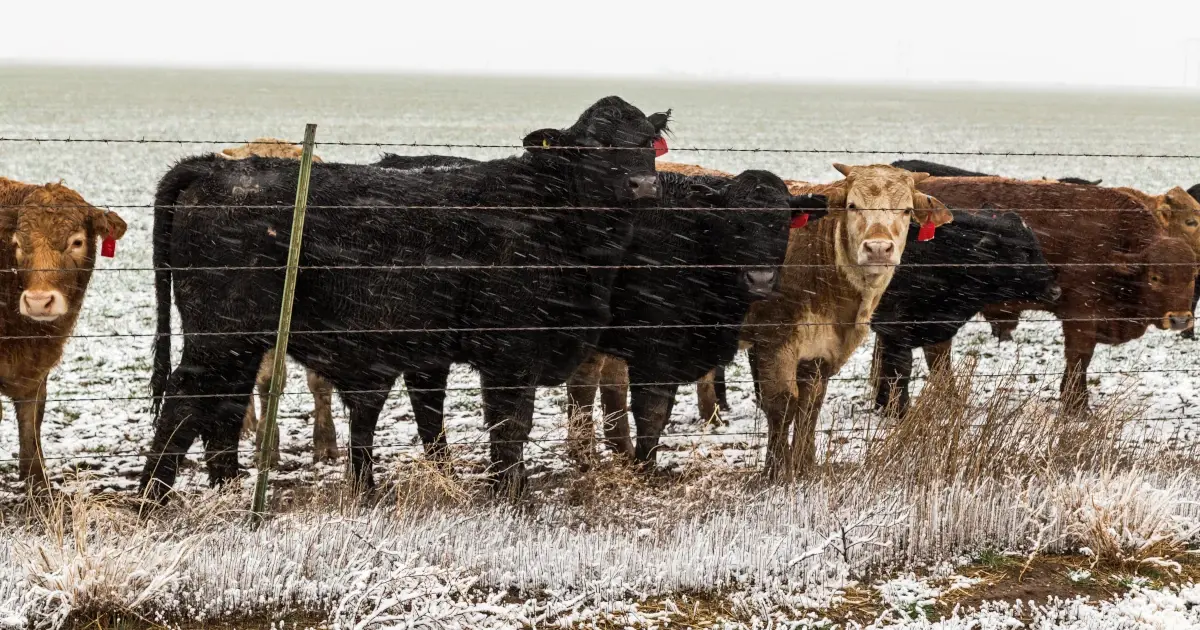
<box><xmin>218</xmin><ymin>138</ymin><xmax>339</xmax><ymax>465</ymax></box>
<box><xmin>743</xmin><ymin>164</ymin><xmax>952</xmax><ymax>480</ymax></box>
<box><xmin>1</xmin><ymin>178</ymin><xmax>127</xmax><ymax>489</ymax></box>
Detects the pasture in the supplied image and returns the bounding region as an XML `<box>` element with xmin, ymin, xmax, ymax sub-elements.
<box><xmin>2</xmin><ymin>66</ymin><xmax>1200</xmax><ymax>628</ymax></box>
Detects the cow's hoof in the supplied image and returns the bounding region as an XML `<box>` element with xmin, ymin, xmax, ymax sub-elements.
<box><xmin>313</xmin><ymin>445</ymin><xmax>340</xmax><ymax>464</ymax></box>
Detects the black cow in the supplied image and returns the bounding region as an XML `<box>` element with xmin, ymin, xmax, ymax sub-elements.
<box><xmin>383</xmin><ymin>168</ymin><xmax>827</xmax><ymax>469</ymax></box>
<box><xmin>869</xmin><ymin>210</ymin><xmax>1060</xmax><ymax>416</ymax></box>
<box><xmin>142</xmin><ymin>96</ymin><xmax>670</xmax><ymax>502</ymax></box>
<box><xmin>890</xmin><ymin>159</ymin><xmax>1101</xmax><ymax>186</ymax></box>
<box><xmin>592</xmin><ymin>170</ymin><xmax>826</xmax><ymax>464</ymax></box>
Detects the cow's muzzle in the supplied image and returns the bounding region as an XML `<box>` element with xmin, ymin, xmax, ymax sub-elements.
<box><xmin>742</xmin><ymin>268</ymin><xmax>780</xmax><ymax>298</ymax></box>
<box><xmin>1165</xmin><ymin>311</ymin><xmax>1194</xmax><ymax>331</ymax></box>
<box><xmin>20</xmin><ymin>290</ymin><xmax>68</xmax><ymax>322</ymax></box>
<box><xmin>626</xmin><ymin>174</ymin><xmax>659</xmax><ymax>200</ymax></box>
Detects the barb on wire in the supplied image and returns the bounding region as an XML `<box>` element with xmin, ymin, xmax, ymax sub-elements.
<box><xmin>3</xmin><ymin>136</ymin><xmax>1200</xmax><ymax>159</ymax></box>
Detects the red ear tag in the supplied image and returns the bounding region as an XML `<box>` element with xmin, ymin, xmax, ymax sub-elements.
<box><xmin>653</xmin><ymin>136</ymin><xmax>668</xmax><ymax>158</ymax></box>
<box><xmin>101</xmin><ymin>235</ymin><xmax>116</xmax><ymax>258</ymax></box>
<box><xmin>917</xmin><ymin>220</ymin><xmax>936</xmax><ymax>242</ymax></box>
<box><xmin>790</xmin><ymin>213</ymin><xmax>810</xmax><ymax>229</ymax></box>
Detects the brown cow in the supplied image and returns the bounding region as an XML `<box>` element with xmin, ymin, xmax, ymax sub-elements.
<box><xmin>915</xmin><ymin>177</ymin><xmax>1196</xmax><ymax>413</ymax></box>
<box><xmin>744</xmin><ymin>164</ymin><xmax>952</xmax><ymax>480</ymax></box>
<box><xmin>218</xmin><ymin>138</ymin><xmax>339</xmax><ymax>465</ymax></box>
<box><xmin>0</xmin><ymin>178</ymin><xmax>127</xmax><ymax>488</ymax></box>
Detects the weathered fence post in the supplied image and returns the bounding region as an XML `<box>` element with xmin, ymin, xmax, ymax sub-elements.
<box><xmin>251</xmin><ymin>123</ymin><xmax>317</xmax><ymax>525</ymax></box>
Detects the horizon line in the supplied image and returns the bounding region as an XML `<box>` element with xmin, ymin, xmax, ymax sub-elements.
<box><xmin>4</xmin><ymin>58</ymin><xmax>1200</xmax><ymax>96</ymax></box>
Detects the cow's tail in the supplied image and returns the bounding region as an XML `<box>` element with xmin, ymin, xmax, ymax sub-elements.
<box><xmin>151</xmin><ymin>155</ymin><xmax>221</xmax><ymax>419</ymax></box>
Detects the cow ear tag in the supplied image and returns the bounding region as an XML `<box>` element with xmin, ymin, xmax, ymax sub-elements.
<box><xmin>917</xmin><ymin>220</ymin><xmax>936</xmax><ymax>242</ymax></box>
<box><xmin>101</xmin><ymin>233</ymin><xmax>116</xmax><ymax>257</ymax></box>
<box><xmin>542</xmin><ymin>138</ymin><xmax>550</xmax><ymax>148</ymax></box>
<box><xmin>100</xmin><ymin>210</ymin><xmax>116</xmax><ymax>257</ymax></box>
<box><xmin>790</xmin><ymin>213</ymin><xmax>810</xmax><ymax>229</ymax></box>
<box><xmin>653</xmin><ymin>136</ymin><xmax>668</xmax><ymax>157</ymax></box>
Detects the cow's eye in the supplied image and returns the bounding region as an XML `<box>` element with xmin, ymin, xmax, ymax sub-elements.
<box><xmin>847</xmin><ymin>202</ymin><xmax>857</xmax><ymax>210</ymax></box>
<box><xmin>70</xmin><ymin>237</ymin><xmax>85</xmax><ymax>250</ymax></box>
<box><xmin>1187</xmin><ymin>219</ymin><xmax>1199</xmax><ymax>228</ymax></box>
<box><xmin>1151</xmin><ymin>275</ymin><xmax>1162</xmax><ymax>283</ymax></box>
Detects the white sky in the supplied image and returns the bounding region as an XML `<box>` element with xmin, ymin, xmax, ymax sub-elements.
<box><xmin>4</xmin><ymin>0</ymin><xmax>1200</xmax><ymax>89</ymax></box>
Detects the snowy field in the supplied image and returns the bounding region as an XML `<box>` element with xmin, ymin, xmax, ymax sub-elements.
<box><xmin>3</xmin><ymin>68</ymin><xmax>1200</xmax><ymax>626</ymax></box>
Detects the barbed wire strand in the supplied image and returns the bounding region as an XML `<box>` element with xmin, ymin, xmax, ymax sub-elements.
<box><xmin>6</xmin><ymin>315</ymin><xmax>1195</xmax><ymax>343</ymax></box>
<box><xmin>4</xmin><ymin>417</ymin><xmax>1195</xmax><ymax>468</ymax></box>
<box><xmin>4</xmin><ymin>136</ymin><xmax>1200</xmax><ymax>159</ymax></box>
<box><xmin>13</xmin><ymin>364</ymin><xmax>1200</xmax><ymax>406</ymax></box>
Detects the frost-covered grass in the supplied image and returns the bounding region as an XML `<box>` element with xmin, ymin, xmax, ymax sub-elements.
<box><xmin>0</xmin><ymin>464</ymin><xmax>1198</xmax><ymax>628</ymax></box>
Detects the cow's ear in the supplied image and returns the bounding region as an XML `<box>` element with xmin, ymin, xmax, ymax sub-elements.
<box><xmin>1111</xmin><ymin>252</ymin><xmax>1143</xmax><ymax>277</ymax></box>
<box><xmin>523</xmin><ymin>128</ymin><xmax>570</xmax><ymax>150</ymax></box>
<box><xmin>790</xmin><ymin>194</ymin><xmax>829</xmax><ymax>225</ymax></box>
<box><xmin>1150</xmin><ymin>205</ymin><xmax>1172</xmax><ymax>229</ymax></box>
<box><xmin>832</xmin><ymin>163</ymin><xmax>854</xmax><ymax>178</ymax></box>
<box><xmin>909</xmin><ymin>171</ymin><xmax>931</xmax><ymax>185</ymax></box>
<box><xmin>821</xmin><ymin>185</ymin><xmax>847</xmax><ymax>208</ymax></box>
<box><xmin>688</xmin><ymin>181</ymin><xmax>724</xmax><ymax>204</ymax></box>
<box><xmin>976</xmin><ymin>233</ymin><xmax>999</xmax><ymax>250</ymax></box>
<box><xmin>789</xmin><ymin>193</ymin><xmax>828</xmax><ymax>210</ymax></box>
<box><xmin>648</xmin><ymin>109</ymin><xmax>672</xmax><ymax>135</ymax></box>
<box><xmin>913</xmin><ymin>193</ymin><xmax>953</xmax><ymax>227</ymax></box>
<box><xmin>91</xmin><ymin>207</ymin><xmax>128</xmax><ymax>241</ymax></box>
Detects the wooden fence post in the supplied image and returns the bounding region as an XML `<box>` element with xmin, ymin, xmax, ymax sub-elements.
<box><xmin>251</xmin><ymin>123</ymin><xmax>317</xmax><ymax>525</ymax></box>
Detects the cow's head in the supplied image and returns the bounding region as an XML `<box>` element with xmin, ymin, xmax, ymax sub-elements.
<box><xmin>973</xmin><ymin>210</ymin><xmax>1062</xmax><ymax>304</ymax></box>
<box><xmin>1115</xmin><ymin>236</ymin><xmax>1196</xmax><ymax>331</ymax></box>
<box><xmin>523</xmin><ymin>96</ymin><xmax>669</xmax><ymax>205</ymax></box>
<box><xmin>825</xmin><ymin>163</ymin><xmax>952</xmax><ymax>276</ymax></box>
<box><xmin>690</xmin><ymin>169</ymin><xmax>828</xmax><ymax>298</ymax></box>
<box><xmin>1148</xmin><ymin>187</ymin><xmax>1200</xmax><ymax>256</ymax></box>
<box><xmin>2</xmin><ymin>181</ymin><xmax>127</xmax><ymax>323</ymax></box>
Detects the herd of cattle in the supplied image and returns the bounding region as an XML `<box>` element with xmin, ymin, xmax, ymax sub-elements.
<box><xmin>2</xmin><ymin>95</ymin><xmax>1200</xmax><ymax>503</ymax></box>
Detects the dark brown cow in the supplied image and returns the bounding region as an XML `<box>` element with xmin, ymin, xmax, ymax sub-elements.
<box><xmin>915</xmin><ymin>177</ymin><xmax>1196</xmax><ymax>413</ymax></box>
<box><xmin>0</xmin><ymin>177</ymin><xmax>127</xmax><ymax>488</ymax></box>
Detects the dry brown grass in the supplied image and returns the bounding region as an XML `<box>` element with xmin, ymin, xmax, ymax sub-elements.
<box><xmin>836</xmin><ymin>355</ymin><xmax>1143</xmax><ymax>489</ymax></box>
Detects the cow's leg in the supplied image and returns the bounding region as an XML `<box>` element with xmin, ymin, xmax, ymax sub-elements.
<box><xmin>872</xmin><ymin>336</ymin><xmax>914</xmax><ymax>418</ymax></box>
<box><xmin>254</xmin><ymin>351</ymin><xmax>285</xmax><ymax>468</ymax></box>
<box><xmin>713</xmin><ymin>364</ymin><xmax>731</xmax><ymax>412</ymax></box>
<box><xmin>1185</xmin><ymin>284</ymin><xmax>1200</xmax><ymax>340</ymax></box>
<box><xmin>565</xmin><ymin>354</ymin><xmax>603</xmax><ymax>470</ymax></box>
<box><xmin>697</xmin><ymin>370</ymin><xmax>723</xmax><ymax>426</ymax></box>
<box><xmin>630</xmin><ymin>379</ymin><xmax>680</xmax><ymax>468</ymax></box>
<box><xmin>141</xmin><ymin>343</ymin><xmax>262</xmax><ymax>503</ymax></box>
<box><xmin>12</xmin><ymin>377</ymin><xmax>49</xmax><ymax>491</ymax></box>
<box><xmin>404</xmin><ymin>369</ymin><xmax>450</xmax><ymax>469</ymax></box>
<box><xmin>597</xmin><ymin>356</ymin><xmax>634</xmax><ymax>459</ymax></box>
<box><xmin>751</xmin><ymin>343</ymin><xmax>801</xmax><ymax>481</ymax></box>
<box><xmin>307</xmin><ymin>370</ymin><xmax>338</xmax><ymax>463</ymax></box>
<box><xmin>1060</xmin><ymin>322</ymin><xmax>1097</xmax><ymax>416</ymax></box>
<box><xmin>341</xmin><ymin>382</ymin><xmax>395</xmax><ymax>493</ymax></box>
<box><xmin>747</xmin><ymin>346</ymin><xmax>764</xmax><ymax>408</ymax></box>
<box><xmin>242</xmin><ymin>354</ymin><xmax>271</xmax><ymax>439</ymax></box>
<box><xmin>790</xmin><ymin>359</ymin><xmax>830</xmax><ymax>476</ymax></box>
<box><xmin>479</xmin><ymin>372</ymin><xmax>537</xmax><ymax>499</ymax></box>
<box><xmin>922</xmin><ymin>339</ymin><xmax>957</xmax><ymax>393</ymax></box>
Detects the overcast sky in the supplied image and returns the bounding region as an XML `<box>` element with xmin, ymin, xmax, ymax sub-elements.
<box><xmin>5</xmin><ymin>0</ymin><xmax>1200</xmax><ymax>89</ymax></box>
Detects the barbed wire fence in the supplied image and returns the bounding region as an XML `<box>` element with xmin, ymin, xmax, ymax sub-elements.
<box><xmin>3</xmin><ymin>129</ymin><xmax>1200</xmax><ymax>518</ymax></box>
